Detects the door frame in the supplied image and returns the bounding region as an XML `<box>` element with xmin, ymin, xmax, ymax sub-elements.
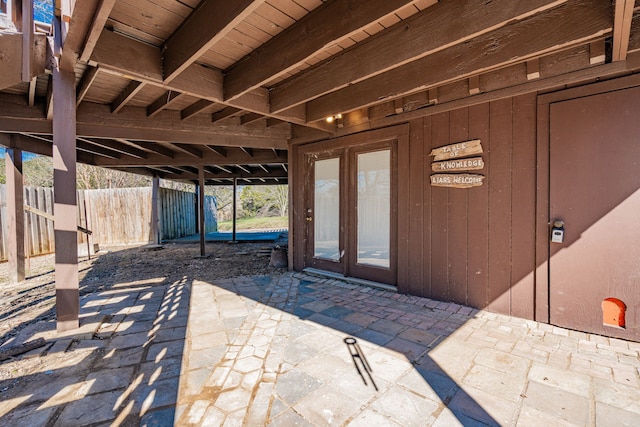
<box><xmin>291</xmin><ymin>125</ymin><xmax>409</xmax><ymax>285</ymax></box>
<box><xmin>535</xmin><ymin>73</ymin><xmax>640</xmax><ymax>323</ymax></box>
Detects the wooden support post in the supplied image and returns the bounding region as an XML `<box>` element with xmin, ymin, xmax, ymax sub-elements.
<box><xmin>21</xmin><ymin>0</ymin><xmax>33</xmax><ymax>82</ymax></box>
<box><xmin>232</xmin><ymin>178</ymin><xmax>237</xmax><ymax>242</ymax></box>
<box><xmin>6</xmin><ymin>144</ymin><xmax>25</xmax><ymax>284</ymax></box>
<box><xmin>198</xmin><ymin>166</ymin><xmax>205</xmax><ymax>256</ymax></box>
<box><xmin>53</xmin><ymin>61</ymin><xmax>79</xmax><ymax>332</ymax></box>
<box><xmin>151</xmin><ymin>176</ymin><xmax>160</xmax><ymax>244</ymax></box>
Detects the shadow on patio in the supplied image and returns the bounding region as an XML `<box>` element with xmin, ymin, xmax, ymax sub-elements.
<box><xmin>1</xmin><ymin>243</ymin><xmax>638</xmax><ymax>426</ymax></box>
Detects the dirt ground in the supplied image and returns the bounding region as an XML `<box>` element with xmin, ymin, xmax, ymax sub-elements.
<box><xmin>0</xmin><ymin>240</ymin><xmax>287</xmax><ymax>348</ymax></box>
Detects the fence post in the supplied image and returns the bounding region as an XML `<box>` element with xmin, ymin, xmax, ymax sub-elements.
<box><xmin>6</xmin><ymin>144</ymin><xmax>25</xmax><ymax>283</ymax></box>
<box><xmin>151</xmin><ymin>177</ymin><xmax>160</xmax><ymax>244</ymax></box>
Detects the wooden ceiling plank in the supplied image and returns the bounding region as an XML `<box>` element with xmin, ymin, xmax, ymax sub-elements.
<box><xmin>613</xmin><ymin>0</ymin><xmax>635</xmax><ymax>61</ymax></box>
<box><xmin>76</xmin><ymin>66</ymin><xmax>100</xmax><ymax>107</ymax></box>
<box><xmin>270</xmin><ymin>0</ymin><xmax>568</xmax><ymax>113</ymax></box>
<box><xmin>147</xmin><ymin>91</ymin><xmax>185</xmax><ymax>117</ymax></box>
<box><xmin>224</xmin><ymin>0</ymin><xmax>418</xmax><ymax>101</ymax></box>
<box><xmin>306</xmin><ymin>0</ymin><xmax>612</xmax><ymax>121</ymax></box>
<box><xmin>111</xmin><ymin>80</ymin><xmax>145</xmax><ymax>113</ymax></box>
<box><xmin>181</xmin><ymin>99</ymin><xmax>215</xmax><ymax>120</ymax></box>
<box><xmin>163</xmin><ymin>0</ymin><xmax>266</xmax><ymax>82</ymax></box>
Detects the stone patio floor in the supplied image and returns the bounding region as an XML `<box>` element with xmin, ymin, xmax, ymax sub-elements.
<box><xmin>1</xmin><ymin>272</ymin><xmax>639</xmax><ymax>426</ymax></box>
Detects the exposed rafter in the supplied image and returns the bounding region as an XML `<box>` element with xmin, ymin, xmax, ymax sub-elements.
<box><xmin>270</xmin><ymin>0</ymin><xmax>568</xmax><ymax>113</ymax></box>
<box><xmin>305</xmin><ymin>0</ymin><xmax>612</xmax><ymax>121</ymax></box>
<box><xmin>224</xmin><ymin>0</ymin><xmax>428</xmax><ymax>101</ymax></box>
<box><xmin>163</xmin><ymin>0</ymin><xmax>266</xmax><ymax>82</ymax></box>
<box><xmin>147</xmin><ymin>91</ymin><xmax>186</xmax><ymax>117</ymax></box>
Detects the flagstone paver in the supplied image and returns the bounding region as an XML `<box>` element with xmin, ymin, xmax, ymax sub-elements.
<box><xmin>1</xmin><ymin>271</ymin><xmax>639</xmax><ymax>426</ymax></box>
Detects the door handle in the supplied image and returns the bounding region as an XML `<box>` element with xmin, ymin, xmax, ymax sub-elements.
<box><xmin>306</xmin><ymin>217</ymin><xmax>313</xmax><ymax>222</ymax></box>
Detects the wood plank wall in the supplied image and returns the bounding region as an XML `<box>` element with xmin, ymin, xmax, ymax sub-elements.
<box><xmin>0</xmin><ymin>186</ymin><xmax>217</xmax><ymax>260</ymax></box>
<box><xmin>400</xmin><ymin>93</ymin><xmax>537</xmax><ymax>318</ymax></box>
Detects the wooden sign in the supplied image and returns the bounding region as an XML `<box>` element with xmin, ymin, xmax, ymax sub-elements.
<box><xmin>432</xmin><ymin>156</ymin><xmax>484</xmax><ymax>172</ymax></box>
<box><xmin>430</xmin><ymin>174</ymin><xmax>484</xmax><ymax>188</ymax></box>
<box><xmin>429</xmin><ymin>139</ymin><xmax>483</xmax><ymax>161</ymax></box>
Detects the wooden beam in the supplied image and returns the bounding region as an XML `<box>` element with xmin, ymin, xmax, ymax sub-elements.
<box><xmin>181</xmin><ymin>99</ymin><xmax>214</xmax><ymax>120</ymax></box>
<box><xmin>240</xmin><ymin>147</ymin><xmax>253</xmax><ymax>157</ymax></box>
<box><xmin>306</xmin><ymin>0</ymin><xmax>612</xmax><ymax>121</ymax></box>
<box><xmin>204</xmin><ymin>145</ymin><xmax>227</xmax><ymax>157</ymax></box>
<box><xmin>5</xmin><ymin>144</ymin><xmax>25</xmax><ymax>283</ymax></box>
<box><xmin>94</xmin><ymin>147</ymin><xmax>287</xmax><ymax>168</ymax></box>
<box><xmin>240</xmin><ymin>113</ymin><xmax>264</xmax><ymax>125</ymax></box>
<box><xmin>162</xmin><ymin>169</ymin><xmax>287</xmax><ymax>181</ymax></box>
<box><xmin>0</xmin><ymin>133</ymin><xmax>94</xmax><ymax>163</ymax></box>
<box><xmin>224</xmin><ymin>0</ymin><xmax>427</xmax><ymax>100</ymax></box>
<box><xmin>0</xmin><ymin>33</ymin><xmax>47</xmax><ymax>91</ymax></box>
<box><xmin>270</xmin><ymin>0</ymin><xmax>568</xmax><ymax>112</ymax></box>
<box><xmin>83</xmin><ymin>138</ymin><xmax>148</xmax><ymax>158</ymax></box>
<box><xmin>89</xmin><ymin>29</ymin><xmax>330</xmax><ymax>132</ymax></box>
<box><xmin>147</xmin><ymin>91</ymin><xmax>185</xmax><ymax>117</ymax></box>
<box><xmin>212</xmin><ymin>107</ymin><xmax>242</xmax><ymax>123</ymax></box>
<box><xmin>163</xmin><ymin>0</ymin><xmax>265</xmax><ymax>82</ymax></box>
<box><xmin>125</xmin><ymin>141</ymin><xmax>175</xmax><ymax>159</ymax></box>
<box><xmin>76</xmin><ymin>139</ymin><xmax>120</xmax><ymax>158</ymax></box>
<box><xmin>111</xmin><ymin>80</ymin><xmax>145</xmax><ymax>113</ymax></box>
<box><xmin>79</xmin><ymin>0</ymin><xmax>117</xmax><ymax>62</ymax></box>
<box><xmin>214</xmin><ymin>164</ymin><xmax>233</xmax><ymax>174</ymax></box>
<box><xmin>0</xmin><ymin>94</ymin><xmax>292</xmax><ymax>148</ymax></box>
<box><xmin>76</xmin><ymin>66</ymin><xmax>100</xmax><ymax>106</ymax></box>
<box><xmin>59</xmin><ymin>0</ymin><xmax>102</xmax><ymax>71</ymax></box>
<box><xmin>369</xmin><ymin>55</ymin><xmax>640</xmax><ymax>129</ymax></box>
<box><xmin>613</xmin><ymin>0</ymin><xmax>635</xmax><ymax>61</ymax></box>
<box><xmin>235</xmin><ymin>164</ymin><xmax>251</xmax><ymax>174</ymax></box>
<box><xmin>169</xmin><ymin>143</ymin><xmax>203</xmax><ymax>158</ymax></box>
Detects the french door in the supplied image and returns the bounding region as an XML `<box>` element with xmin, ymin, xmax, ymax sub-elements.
<box><xmin>302</xmin><ymin>139</ymin><xmax>397</xmax><ymax>285</ymax></box>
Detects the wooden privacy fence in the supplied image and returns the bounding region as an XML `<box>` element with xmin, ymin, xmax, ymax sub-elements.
<box><xmin>0</xmin><ymin>185</ymin><xmax>217</xmax><ymax>261</ymax></box>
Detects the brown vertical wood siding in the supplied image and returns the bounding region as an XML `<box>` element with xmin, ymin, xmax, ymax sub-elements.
<box><xmin>398</xmin><ymin>93</ymin><xmax>538</xmax><ymax>319</ymax></box>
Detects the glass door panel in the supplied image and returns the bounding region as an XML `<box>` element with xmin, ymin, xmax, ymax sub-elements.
<box><xmin>356</xmin><ymin>150</ymin><xmax>390</xmax><ymax>267</ymax></box>
<box><xmin>314</xmin><ymin>158</ymin><xmax>340</xmax><ymax>260</ymax></box>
